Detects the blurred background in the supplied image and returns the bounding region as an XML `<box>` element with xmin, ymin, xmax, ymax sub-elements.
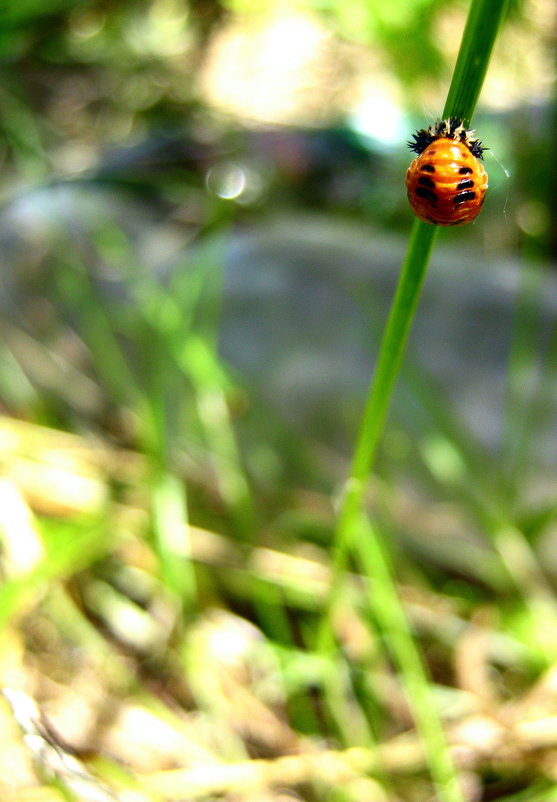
<box><xmin>2</xmin><ymin>1</ymin><xmax>557</xmax><ymax>801</ymax></box>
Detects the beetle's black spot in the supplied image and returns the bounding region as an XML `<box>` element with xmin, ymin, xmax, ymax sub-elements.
<box><xmin>418</xmin><ymin>176</ymin><xmax>435</xmax><ymax>189</ymax></box>
<box><xmin>420</xmin><ymin>164</ymin><xmax>435</xmax><ymax>173</ymax></box>
<box><xmin>459</xmin><ymin>166</ymin><xmax>473</xmax><ymax>174</ymax></box>
<box><xmin>457</xmin><ymin>179</ymin><xmax>474</xmax><ymax>190</ymax></box>
<box><xmin>416</xmin><ymin>187</ymin><xmax>438</xmax><ymax>204</ymax></box>
<box><xmin>453</xmin><ymin>190</ymin><xmax>476</xmax><ymax>204</ymax></box>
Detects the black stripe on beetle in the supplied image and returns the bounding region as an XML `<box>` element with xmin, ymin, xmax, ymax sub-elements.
<box><xmin>416</xmin><ymin>187</ymin><xmax>438</xmax><ymax>204</ymax></box>
<box><xmin>453</xmin><ymin>191</ymin><xmax>476</xmax><ymax>204</ymax></box>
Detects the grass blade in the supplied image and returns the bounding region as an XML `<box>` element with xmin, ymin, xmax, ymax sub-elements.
<box><xmin>443</xmin><ymin>0</ymin><xmax>511</xmax><ymax>124</ymax></box>
<box><xmin>321</xmin><ymin>1</ymin><xmax>511</xmax><ymax>799</ymax></box>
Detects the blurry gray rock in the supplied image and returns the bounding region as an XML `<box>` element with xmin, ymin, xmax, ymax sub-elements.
<box><xmin>222</xmin><ymin>216</ymin><xmax>557</xmax><ymax>464</ymax></box>
<box><xmin>0</xmin><ymin>183</ymin><xmax>556</xmax><ymax>475</ymax></box>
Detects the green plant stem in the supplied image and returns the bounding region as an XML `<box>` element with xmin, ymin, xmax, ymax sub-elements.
<box><xmin>321</xmin><ymin>221</ymin><xmax>437</xmax><ymax>622</ymax></box>
<box><xmin>354</xmin><ymin>514</ymin><xmax>463</xmax><ymax>802</ymax></box>
<box><xmin>323</xmin><ymin>224</ymin><xmax>464</xmax><ymax>802</ymax></box>
<box><xmin>151</xmin><ymin>467</ymin><xmax>197</xmax><ymax>611</ymax></box>
<box><xmin>345</xmin><ymin>223</ymin><xmax>437</xmax><ymax>508</ymax></box>
<box><xmin>443</xmin><ymin>0</ymin><xmax>510</xmax><ymax>125</ymax></box>
<box><xmin>321</xmin><ymin>0</ymin><xmax>511</xmax><ymax>798</ymax></box>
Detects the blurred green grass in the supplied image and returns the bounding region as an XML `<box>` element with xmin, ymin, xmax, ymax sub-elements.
<box><xmin>0</xmin><ymin>0</ymin><xmax>557</xmax><ymax>801</ymax></box>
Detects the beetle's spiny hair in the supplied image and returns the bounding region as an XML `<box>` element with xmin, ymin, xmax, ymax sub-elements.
<box><xmin>408</xmin><ymin>117</ymin><xmax>486</xmax><ymax>159</ymax></box>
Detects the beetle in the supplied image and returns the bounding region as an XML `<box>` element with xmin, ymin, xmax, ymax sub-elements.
<box><xmin>406</xmin><ymin>118</ymin><xmax>488</xmax><ymax>226</ymax></box>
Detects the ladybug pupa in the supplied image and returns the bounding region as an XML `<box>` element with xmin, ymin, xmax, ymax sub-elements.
<box><xmin>405</xmin><ymin>118</ymin><xmax>488</xmax><ymax>226</ymax></box>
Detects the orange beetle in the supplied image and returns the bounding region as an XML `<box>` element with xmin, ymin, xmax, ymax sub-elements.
<box><xmin>406</xmin><ymin>118</ymin><xmax>488</xmax><ymax>226</ymax></box>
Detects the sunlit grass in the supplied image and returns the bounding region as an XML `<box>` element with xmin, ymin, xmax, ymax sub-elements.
<box><xmin>2</xmin><ymin>0</ymin><xmax>557</xmax><ymax>800</ymax></box>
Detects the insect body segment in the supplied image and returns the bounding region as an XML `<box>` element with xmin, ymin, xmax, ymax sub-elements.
<box><xmin>406</xmin><ymin>119</ymin><xmax>488</xmax><ymax>226</ymax></box>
